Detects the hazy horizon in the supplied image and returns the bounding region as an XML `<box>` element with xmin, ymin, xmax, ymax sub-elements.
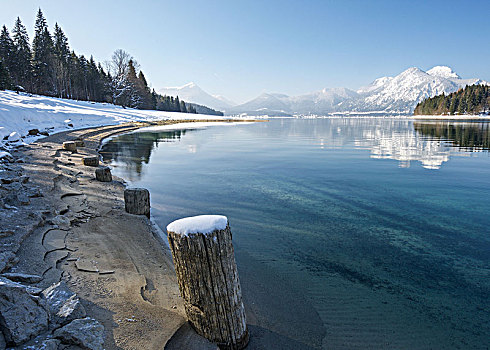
<box><xmin>1</xmin><ymin>0</ymin><xmax>489</xmax><ymax>104</ymax></box>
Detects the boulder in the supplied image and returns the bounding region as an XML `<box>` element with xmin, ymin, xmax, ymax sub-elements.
<box><xmin>82</xmin><ymin>156</ymin><xmax>99</xmax><ymax>167</ymax></box>
<box><xmin>1</xmin><ymin>272</ymin><xmax>43</xmax><ymax>284</ymax></box>
<box><xmin>7</xmin><ymin>132</ymin><xmax>20</xmax><ymax>142</ymax></box>
<box><xmin>31</xmin><ymin>338</ymin><xmax>61</xmax><ymax>350</ymax></box>
<box><xmin>95</xmin><ymin>167</ymin><xmax>112</xmax><ymax>182</ymax></box>
<box><xmin>62</xmin><ymin>142</ymin><xmax>77</xmax><ymax>153</ymax></box>
<box><xmin>42</xmin><ymin>282</ymin><xmax>86</xmax><ymax>326</ymax></box>
<box><xmin>0</xmin><ymin>332</ymin><xmax>5</xmax><ymax>349</ymax></box>
<box><xmin>54</xmin><ymin>317</ymin><xmax>104</xmax><ymax>350</ymax></box>
<box><xmin>28</xmin><ymin>129</ymin><xmax>40</xmax><ymax>136</ymax></box>
<box><xmin>0</xmin><ymin>251</ymin><xmax>16</xmax><ymax>273</ymax></box>
<box><xmin>0</xmin><ymin>276</ymin><xmax>48</xmax><ymax>345</ymax></box>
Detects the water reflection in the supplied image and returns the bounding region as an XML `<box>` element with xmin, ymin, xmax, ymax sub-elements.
<box><xmin>101</xmin><ymin>119</ymin><xmax>490</xmax><ymax>176</ymax></box>
<box><xmin>100</xmin><ymin>130</ymin><xmax>188</xmax><ymax>180</ymax></box>
<box><xmin>414</xmin><ymin>121</ymin><xmax>490</xmax><ymax>151</ymax></box>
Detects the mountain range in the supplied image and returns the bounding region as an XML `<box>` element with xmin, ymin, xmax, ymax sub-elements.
<box><xmin>159</xmin><ymin>83</ymin><xmax>236</xmax><ymax>112</ymax></box>
<box><xmin>159</xmin><ymin>66</ymin><xmax>488</xmax><ymax>116</ymax></box>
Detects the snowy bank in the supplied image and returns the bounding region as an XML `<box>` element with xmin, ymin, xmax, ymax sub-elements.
<box><xmin>0</xmin><ymin>90</ymin><xmax>230</xmax><ymax>147</ymax></box>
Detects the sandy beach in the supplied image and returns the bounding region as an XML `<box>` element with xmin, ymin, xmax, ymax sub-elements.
<box><xmin>1</xmin><ymin>121</ymin><xmax>232</xmax><ymax>349</ymax></box>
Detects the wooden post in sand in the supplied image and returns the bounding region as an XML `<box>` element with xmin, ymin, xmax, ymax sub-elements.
<box><xmin>75</xmin><ymin>140</ymin><xmax>85</xmax><ymax>147</ymax></box>
<box><xmin>95</xmin><ymin>166</ymin><xmax>112</xmax><ymax>182</ymax></box>
<box><xmin>124</xmin><ymin>188</ymin><xmax>150</xmax><ymax>217</ymax></box>
<box><xmin>167</xmin><ymin>215</ymin><xmax>249</xmax><ymax>350</ymax></box>
<box><xmin>82</xmin><ymin>156</ymin><xmax>99</xmax><ymax>167</ymax></box>
<box><xmin>62</xmin><ymin>141</ymin><xmax>77</xmax><ymax>152</ymax></box>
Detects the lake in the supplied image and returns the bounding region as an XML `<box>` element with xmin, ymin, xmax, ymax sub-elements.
<box><xmin>100</xmin><ymin>118</ymin><xmax>490</xmax><ymax>349</ymax></box>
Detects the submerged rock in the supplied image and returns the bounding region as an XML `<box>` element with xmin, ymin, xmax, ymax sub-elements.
<box><xmin>42</xmin><ymin>281</ymin><xmax>86</xmax><ymax>326</ymax></box>
<box><xmin>0</xmin><ymin>276</ymin><xmax>48</xmax><ymax>345</ymax></box>
<box><xmin>54</xmin><ymin>317</ymin><xmax>104</xmax><ymax>350</ymax></box>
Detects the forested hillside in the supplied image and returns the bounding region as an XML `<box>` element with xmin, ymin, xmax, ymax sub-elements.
<box><xmin>414</xmin><ymin>84</ymin><xmax>489</xmax><ymax>115</ymax></box>
<box><xmin>0</xmin><ymin>9</ymin><xmax>223</xmax><ymax>116</ymax></box>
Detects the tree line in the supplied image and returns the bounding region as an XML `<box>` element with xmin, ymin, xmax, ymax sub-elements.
<box><xmin>0</xmin><ymin>9</ymin><xmax>223</xmax><ymax>116</ymax></box>
<box><xmin>414</xmin><ymin>84</ymin><xmax>490</xmax><ymax>116</ymax></box>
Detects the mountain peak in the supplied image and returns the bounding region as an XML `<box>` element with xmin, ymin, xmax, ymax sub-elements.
<box><xmin>159</xmin><ymin>83</ymin><xmax>234</xmax><ymax>110</ymax></box>
<box><xmin>427</xmin><ymin>66</ymin><xmax>460</xmax><ymax>79</ymax></box>
<box><xmin>401</xmin><ymin>67</ymin><xmax>426</xmax><ymax>76</ymax></box>
<box><xmin>179</xmin><ymin>82</ymin><xmax>198</xmax><ymax>89</ymax></box>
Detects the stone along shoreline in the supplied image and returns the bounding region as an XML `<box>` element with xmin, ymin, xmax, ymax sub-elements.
<box><xmin>0</xmin><ymin>121</ymin><xmax>238</xmax><ymax>349</ymax></box>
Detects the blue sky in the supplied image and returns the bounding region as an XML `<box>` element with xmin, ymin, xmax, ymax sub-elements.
<box><xmin>1</xmin><ymin>0</ymin><xmax>488</xmax><ymax>103</ymax></box>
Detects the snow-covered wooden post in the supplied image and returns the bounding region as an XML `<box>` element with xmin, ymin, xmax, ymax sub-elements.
<box><xmin>167</xmin><ymin>215</ymin><xmax>249</xmax><ymax>350</ymax></box>
<box><xmin>124</xmin><ymin>188</ymin><xmax>150</xmax><ymax>217</ymax></box>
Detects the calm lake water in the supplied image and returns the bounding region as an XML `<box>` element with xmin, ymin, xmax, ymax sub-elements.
<box><xmin>101</xmin><ymin>118</ymin><xmax>490</xmax><ymax>349</ymax></box>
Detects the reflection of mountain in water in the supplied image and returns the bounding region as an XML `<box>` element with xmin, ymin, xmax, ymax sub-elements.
<box><xmin>266</xmin><ymin>118</ymin><xmax>490</xmax><ymax>170</ymax></box>
<box><xmin>355</xmin><ymin>120</ymin><xmax>490</xmax><ymax>169</ymax></box>
<box><xmin>100</xmin><ymin>130</ymin><xmax>187</xmax><ymax>180</ymax></box>
<box><xmin>258</xmin><ymin>118</ymin><xmax>488</xmax><ymax>169</ymax></box>
<box><xmin>102</xmin><ymin>119</ymin><xmax>490</xmax><ymax>175</ymax></box>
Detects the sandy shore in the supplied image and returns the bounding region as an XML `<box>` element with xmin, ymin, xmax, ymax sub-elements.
<box><xmin>2</xmin><ymin>120</ymin><xmax>240</xmax><ymax>349</ymax></box>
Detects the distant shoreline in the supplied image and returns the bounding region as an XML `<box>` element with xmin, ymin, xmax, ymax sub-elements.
<box><xmin>411</xmin><ymin>115</ymin><xmax>490</xmax><ymax>120</ymax></box>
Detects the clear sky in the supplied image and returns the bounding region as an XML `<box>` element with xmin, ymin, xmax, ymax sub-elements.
<box><xmin>1</xmin><ymin>0</ymin><xmax>489</xmax><ymax>103</ymax></box>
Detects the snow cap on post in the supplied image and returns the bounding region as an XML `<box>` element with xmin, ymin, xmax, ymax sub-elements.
<box><xmin>167</xmin><ymin>215</ymin><xmax>228</xmax><ymax>236</ymax></box>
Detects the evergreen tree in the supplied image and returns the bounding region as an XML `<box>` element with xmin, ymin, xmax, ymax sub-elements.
<box><xmin>136</xmin><ymin>71</ymin><xmax>153</xmax><ymax>109</ymax></box>
<box><xmin>0</xmin><ymin>26</ymin><xmax>15</xmax><ymax>84</ymax></box>
<box><xmin>414</xmin><ymin>85</ymin><xmax>490</xmax><ymax>116</ymax></box>
<box><xmin>12</xmin><ymin>17</ymin><xmax>32</xmax><ymax>90</ymax></box>
<box><xmin>32</xmin><ymin>8</ymin><xmax>55</xmax><ymax>95</ymax></box>
<box><xmin>125</xmin><ymin>59</ymin><xmax>141</xmax><ymax>108</ymax></box>
<box><xmin>150</xmin><ymin>89</ymin><xmax>158</xmax><ymax>110</ymax></box>
<box><xmin>53</xmin><ymin>23</ymin><xmax>71</xmax><ymax>98</ymax></box>
<box><xmin>0</xmin><ymin>59</ymin><xmax>12</xmax><ymax>90</ymax></box>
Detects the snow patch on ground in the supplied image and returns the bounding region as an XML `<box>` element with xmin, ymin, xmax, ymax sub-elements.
<box><xmin>167</xmin><ymin>215</ymin><xmax>228</xmax><ymax>236</ymax></box>
<box><xmin>0</xmin><ymin>90</ymin><xmax>228</xmax><ymax>147</ymax></box>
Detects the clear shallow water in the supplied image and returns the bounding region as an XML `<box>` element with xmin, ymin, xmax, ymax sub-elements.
<box><xmin>101</xmin><ymin>118</ymin><xmax>490</xmax><ymax>349</ymax></box>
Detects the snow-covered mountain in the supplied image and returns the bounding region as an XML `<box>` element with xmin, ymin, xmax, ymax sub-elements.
<box><xmin>346</xmin><ymin>66</ymin><xmax>487</xmax><ymax>114</ymax></box>
<box><xmin>227</xmin><ymin>87</ymin><xmax>359</xmax><ymax>116</ymax></box>
<box><xmin>229</xmin><ymin>66</ymin><xmax>488</xmax><ymax>115</ymax></box>
<box><xmin>159</xmin><ymin>82</ymin><xmax>235</xmax><ymax>111</ymax></box>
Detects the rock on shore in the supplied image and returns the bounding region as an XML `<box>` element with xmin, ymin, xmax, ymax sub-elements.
<box><xmin>0</xmin><ymin>276</ymin><xmax>103</xmax><ymax>349</ymax></box>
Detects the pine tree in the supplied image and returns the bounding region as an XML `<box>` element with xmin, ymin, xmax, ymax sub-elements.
<box><xmin>32</xmin><ymin>9</ymin><xmax>55</xmax><ymax>95</ymax></box>
<box><xmin>0</xmin><ymin>59</ymin><xmax>12</xmax><ymax>90</ymax></box>
<box><xmin>180</xmin><ymin>101</ymin><xmax>187</xmax><ymax>113</ymax></box>
<box><xmin>0</xmin><ymin>26</ymin><xmax>15</xmax><ymax>85</ymax></box>
<box><xmin>126</xmin><ymin>59</ymin><xmax>141</xmax><ymax>108</ymax></box>
<box><xmin>53</xmin><ymin>23</ymin><xmax>71</xmax><ymax>98</ymax></box>
<box><xmin>12</xmin><ymin>17</ymin><xmax>32</xmax><ymax>91</ymax></box>
<box><xmin>136</xmin><ymin>71</ymin><xmax>152</xmax><ymax>109</ymax></box>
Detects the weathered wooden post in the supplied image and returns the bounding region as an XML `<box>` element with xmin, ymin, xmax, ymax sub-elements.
<box><xmin>124</xmin><ymin>188</ymin><xmax>150</xmax><ymax>217</ymax></box>
<box><xmin>62</xmin><ymin>141</ymin><xmax>77</xmax><ymax>152</ymax></box>
<box><xmin>95</xmin><ymin>166</ymin><xmax>112</xmax><ymax>182</ymax></box>
<box><xmin>75</xmin><ymin>140</ymin><xmax>85</xmax><ymax>147</ymax></box>
<box><xmin>82</xmin><ymin>156</ymin><xmax>99</xmax><ymax>167</ymax></box>
<box><xmin>167</xmin><ymin>215</ymin><xmax>249</xmax><ymax>350</ymax></box>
